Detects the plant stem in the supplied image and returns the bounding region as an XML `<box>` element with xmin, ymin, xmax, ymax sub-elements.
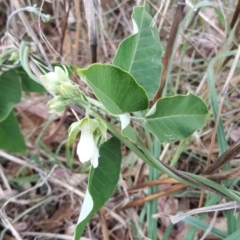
<box><xmin>89</xmin><ymin>107</ymin><xmax>196</xmax><ymax>187</ymax></box>
<box><xmin>71</xmin><ymin>102</ymin><xmax>240</xmax><ymax>202</ymax></box>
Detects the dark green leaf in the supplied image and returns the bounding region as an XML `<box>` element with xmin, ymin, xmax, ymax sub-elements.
<box><xmin>78</xmin><ymin>64</ymin><xmax>149</xmax><ymax>114</ymax></box>
<box><xmin>15</xmin><ymin>67</ymin><xmax>46</xmax><ymax>93</ymax></box>
<box><xmin>113</xmin><ymin>6</ymin><xmax>162</xmax><ymax>100</ymax></box>
<box><xmin>0</xmin><ymin>70</ymin><xmax>22</xmax><ymax>122</ymax></box>
<box><xmin>74</xmin><ymin>137</ymin><xmax>121</xmax><ymax>239</ymax></box>
<box><xmin>0</xmin><ymin>111</ymin><xmax>27</xmax><ymax>153</ymax></box>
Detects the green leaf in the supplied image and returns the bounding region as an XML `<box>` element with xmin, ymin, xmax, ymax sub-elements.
<box><xmin>185</xmin><ymin>172</ymin><xmax>240</xmax><ymax>202</ymax></box>
<box><xmin>0</xmin><ymin>70</ymin><xmax>22</xmax><ymax>122</ymax></box>
<box><xmin>74</xmin><ymin>137</ymin><xmax>121</xmax><ymax>239</ymax></box>
<box><xmin>118</xmin><ymin>113</ymin><xmax>137</xmax><ymax>142</ymax></box>
<box><xmin>224</xmin><ymin>229</ymin><xmax>240</xmax><ymax>240</ymax></box>
<box><xmin>183</xmin><ymin>216</ymin><xmax>227</xmax><ymax>239</ymax></box>
<box><xmin>15</xmin><ymin>67</ymin><xmax>46</xmax><ymax>93</ymax></box>
<box><xmin>145</xmin><ymin>93</ymin><xmax>209</xmax><ymax>143</ymax></box>
<box><xmin>113</xmin><ymin>6</ymin><xmax>162</xmax><ymax>100</ymax></box>
<box><xmin>78</xmin><ymin>64</ymin><xmax>149</xmax><ymax>114</ymax></box>
<box><xmin>10</xmin><ymin>174</ymin><xmax>40</xmax><ymax>183</ymax></box>
<box><xmin>0</xmin><ymin>111</ymin><xmax>27</xmax><ymax>153</ymax></box>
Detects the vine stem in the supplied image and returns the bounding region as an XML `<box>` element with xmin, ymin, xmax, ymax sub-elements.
<box><xmin>71</xmin><ymin>101</ymin><xmax>240</xmax><ymax>202</ymax></box>
<box><xmin>75</xmin><ymin>100</ymin><xmax>240</xmax><ymax>196</ymax></box>
<box><xmin>86</xmin><ymin>106</ymin><xmax>196</xmax><ymax>188</ymax></box>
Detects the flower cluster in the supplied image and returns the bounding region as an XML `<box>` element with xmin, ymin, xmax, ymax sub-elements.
<box><xmin>41</xmin><ymin>67</ymin><xmax>106</xmax><ymax>168</ymax></box>
<box><xmin>40</xmin><ymin>66</ymin><xmax>70</xmax><ymax>95</ymax></box>
<box><xmin>40</xmin><ymin>66</ymin><xmax>84</xmax><ymax>113</ymax></box>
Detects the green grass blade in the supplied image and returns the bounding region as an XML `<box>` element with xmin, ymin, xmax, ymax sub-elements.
<box><xmin>183</xmin><ymin>215</ymin><xmax>227</xmax><ymax>239</ymax></box>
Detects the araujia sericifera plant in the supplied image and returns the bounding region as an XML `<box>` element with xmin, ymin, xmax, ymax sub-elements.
<box><xmin>41</xmin><ymin>6</ymin><xmax>210</xmax><ymax>239</ymax></box>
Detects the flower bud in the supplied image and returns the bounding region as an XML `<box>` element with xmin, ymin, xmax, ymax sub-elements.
<box><xmin>40</xmin><ymin>66</ymin><xmax>70</xmax><ymax>94</ymax></box>
<box><xmin>47</xmin><ymin>96</ymin><xmax>66</xmax><ymax>113</ymax></box>
<box><xmin>57</xmin><ymin>82</ymin><xmax>80</xmax><ymax>99</ymax></box>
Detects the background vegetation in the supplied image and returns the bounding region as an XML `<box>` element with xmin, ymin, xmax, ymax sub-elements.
<box><xmin>1</xmin><ymin>0</ymin><xmax>240</xmax><ymax>239</ymax></box>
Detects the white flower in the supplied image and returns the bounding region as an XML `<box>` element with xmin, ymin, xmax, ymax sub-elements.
<box><xmin>77</xmin><ymin>124</ymin><xmax>99</xmax><ymax>168</ymax></box>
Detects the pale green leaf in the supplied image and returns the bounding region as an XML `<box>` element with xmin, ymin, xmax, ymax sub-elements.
<box><xmin>113</xmin><ymin>6</ymin><xmax>162</xmax><ymax>100</ymax></box>
<box><xmin>145</xmin><ymin>93</ymin><xmax>209</xmax><ymax>142</ymax></box>
<box><xmin>67</xmin><ymin>121</ymin><xmax>81</xmax><ymax>146</ymax></box>
<box><xmin>74</xmin><ymin>137</ymin><xmax>121</xmax><ymax>239</ymax></box>
<box><xmin>78</xmin><ymin>64</ymin><xmax>148</xmax><ymax>114</ymax></box>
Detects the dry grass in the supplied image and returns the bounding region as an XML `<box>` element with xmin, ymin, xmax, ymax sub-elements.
<box><xmin>1</xmin><ymin>0</ymin><xmax>240</xmax><ymax>239</ymax></box>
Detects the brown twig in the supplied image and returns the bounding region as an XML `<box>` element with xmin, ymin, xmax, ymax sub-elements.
<box><xmin>204</xmin><ymin>166</ymin><xmax>240</xmax><ymax>181</ymax></box>
<box><xmin>128</xmin><ymin>178</ymin><xmax>179</xmax><ymax>192</ymax></box>
<box><xmin>99</xmin><ymin>207</ymin><xmax>109</xmax><ymax>240</ymax></box>
<box><xmin>73</xmin><ymin>0</ymin><xmax>81</xmax><ymax>65</ymax></box>
<box><xmin>147</xmin><ymin>0</ymin><xmax>208</xmax><ymax>63</ymax></box>
<box><xmin>153</xmin><ymin>0</ymin><xmax>185</xmax><ymax>103</ymax></box>
<box><xmin>83</xmin><ymin>0</ymin><xmax>97</xmax><ymax>63</ymax></box>
<box><xmin>60</xmin><ymin>0</ymin><xmax>73</xmax><ymax>59</ymax></box>
<box><xmin>160</xmin><ymin>161</ymin><xmax>229</xmax><ymax>199</ymax></box>
<box><xmin>202</xmin><ymin>138</ymin><xmax>240</xmax><ymax>175</ymax></box>
<box><xmin>118</xmin><ymin>184</ymin><xmax>186</xmax><ymax>211</ymax></box>
<box><xmin>222</xmin><ymin>0</ymin><xmax>240</xmax><ymax>68</ymax></box>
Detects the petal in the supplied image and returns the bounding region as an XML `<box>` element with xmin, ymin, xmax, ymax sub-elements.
<box><xmin>119</xmin><ymin>113</ymin><xmax>130</xmax><ymax>130</ymax></box>
<box><xmin>77</xmin><ymin>125</ymin><xmax>96</xmax><ymax>164</ymax></box>
<box><xmin>90</xmin><ymin>144</ymin><xmax>99</xmax><ymax>168</ymax></box>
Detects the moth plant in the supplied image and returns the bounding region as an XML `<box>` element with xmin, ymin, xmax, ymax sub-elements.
<box><xmin>38</xmin><ymin>5</ymin><xmax>215</xmax><ymax>238</ymax></box>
